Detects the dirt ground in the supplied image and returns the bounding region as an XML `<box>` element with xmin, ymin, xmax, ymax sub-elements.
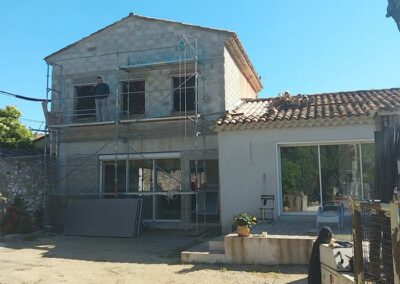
<box><xmin>0</xmin><ymin>231</ymin><xmax>308</xmax><ymax>284</ymax></box>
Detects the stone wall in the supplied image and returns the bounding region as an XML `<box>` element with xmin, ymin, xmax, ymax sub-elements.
<box><xmin>0</xmin><ymin>155</ymin><xmax>55</xmax><ymax>217</ymax></box>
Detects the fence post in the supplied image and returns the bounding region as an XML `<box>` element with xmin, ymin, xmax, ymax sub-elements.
<box><xmin>352</xmin><ymin>201</ymin><xmax>363</xmax><ymax>283</ymax></box>
<box><xmin>390</xmin><ymin>202</ymin><xmax>400</xmax><ymax>284</ymax></box>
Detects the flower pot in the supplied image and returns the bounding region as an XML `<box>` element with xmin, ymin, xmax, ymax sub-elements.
<box><xmin>237</xmin><ymin>225</ymin><xmax>250</xmax><ymax>237</ymax></box>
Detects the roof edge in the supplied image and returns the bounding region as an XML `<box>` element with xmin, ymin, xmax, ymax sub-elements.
<box><xmin>225</xmin><ymin>35</ymin><xmax>263</xmax><ymax>93</ymax></box>
<box><xmin>214</xmin><ymin>115</ymin><xmax>374</xmax><ymax>132</ymax></box>
<box><xmin>44</xmin><ymin>13</ymin><xmax>235</xmax><ymax>61</ymax></box>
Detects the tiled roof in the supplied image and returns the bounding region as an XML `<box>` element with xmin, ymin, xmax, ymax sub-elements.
<box><xmin>216</xmin><ymin>88</ymin><xmax>400</xmax><ymax>129</ymax></box>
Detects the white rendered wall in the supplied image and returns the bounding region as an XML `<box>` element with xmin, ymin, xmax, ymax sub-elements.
<box><xmin>217</xmin><ymin>123</ymin><xmax>375</xmax><ymax>232</ymax></box>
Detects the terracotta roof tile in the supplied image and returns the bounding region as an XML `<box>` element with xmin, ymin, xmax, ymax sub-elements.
<box><xmin>217</xmin><ymin>88</ymin><xmax>400</xmax><ymax>128</ymax></box>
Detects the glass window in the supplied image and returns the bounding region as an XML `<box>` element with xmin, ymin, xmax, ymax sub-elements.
<box><xmin>103</xmin><ymin>160</ymin><xmax>127</xmax><ymax>195</ymax></box>
<box><xmin>155</xmin><ymin>195</ymin><xmax>181</xmax><ymax>220</ymax></box>
<box><xmin>155</xmin><ymin>159</ymin><xmax>181</xmax><ymax>219</ymax></box>
<box><xmin>320</xmin><ymin>144</ymin><xmax>361</xmax><ymax>212</ymax></box>
<box><xmin>74</xmin><ymin>85</ymin><xmax>96</xmax><ymax>121</ymax></box>
<box><xmin>190</xmin><ymin>160</ymin><xmax>219</xmax><ymax>190</ymax></box>
<box><xmin>155</xmin><ymin>159</ymin><xmax>181</xmax><ymax>191</ymax></box>
<box><xmin>141</xmin><ymin>196</ymin><xmax>153</xmax><ymax>220</ymax></box>
<box><xmin>281</xmin><ymin>146</ymin><xmax>320</xmax><ymax>212</ymax></box>
<box><xmin>121</xmin><ymin>80</ymin><xmax>145</xmax><ymax>117</ymax></box>
<box><xmin>102</xmin><ymin>157</ymin><xmax>185</xmax><ymax>220</ymax></box>
<box><xmin>189</xmin><ymin>160</ymin><xmax>220</xmax><ymax>222</ymax></box>
<box><xmin>173</xmin><ymin>76</ymin><xmax>195</xmax><ymax>112</ymax></box>
<box><xmin>361</xmin><ymin>144</ymin><xmax>375</xmax><ymax>200</ymax></box>
<box><xmin>128</xmin><ymin>159</ymin><xmax>152</xmax><ymax>192</ymax></box>
<box><xmin>280</xmin><ymin>143</ymin><xmax>375</xmax><ymax>214</ymax></box>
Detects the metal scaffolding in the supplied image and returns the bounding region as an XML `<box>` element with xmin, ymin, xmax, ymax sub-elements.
<box><xmin>44</xmin><ymin>35</ymin><xmax>212</xmax><ymax>233</ymax></box>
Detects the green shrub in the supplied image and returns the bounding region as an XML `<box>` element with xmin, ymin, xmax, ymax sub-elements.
<box><xmin>233</xmin><ymin>213</ymin><xmax>257</xmax><ymax>228</ymax></box>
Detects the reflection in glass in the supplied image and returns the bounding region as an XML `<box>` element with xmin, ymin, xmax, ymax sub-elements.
<box><xmin>128</xmin><ymin>160</ymin><xmax>153</xmax><ymax>192</ymax></box>
<box><xmin>281</xmin><ymin>146</ymin><xmax>320</xmax><ymax>212</ymax></box>
<box><xmin>280</xmin><ymin>143</ymin><xmax>375</xmax><ymax>215</ymax></box>
<box><xmin>189</xmin><ymin>160</ymin><xmax>219</xmax><ymax>190</ymax></box>
<box><xmin>156</xmin><ymin>159</ymin><xmax>181</xmax><ymax>191</ymax></box>
<box><xmin>361</xmin><ymin>144</ymin><xmax>375</xmax><ymax>200</ymax></box>
<box><xmin>320</xmin><ymin>144</ymin><xmax>361</xmax><ymax>211</ymax></box>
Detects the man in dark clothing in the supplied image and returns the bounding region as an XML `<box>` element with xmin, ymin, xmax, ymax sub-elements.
<box><xmin>92</xmin><ymin>76</ymin><xmax>110</xmax><ymax>121</ymax></box>
<box><xmin>308</xmin><ymin>226</ymin><xmax>333</xmax><ymax>284</ymax></box>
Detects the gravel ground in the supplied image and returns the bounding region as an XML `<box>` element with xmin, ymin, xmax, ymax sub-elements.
<box><xmin>0</xmin><ymin>231</ymin><xmax>308</xmax><ymax>284</ymax></box>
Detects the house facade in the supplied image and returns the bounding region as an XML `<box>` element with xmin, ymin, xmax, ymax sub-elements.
<box><xmin>216</xmin><ymin>89</ymin><xmax>400</xmax><ymax>232</ymax></box>
<box><xmin>44</xmin><ymin>14</ymin><xmax>262</xmax><ymax>229</ymax></box>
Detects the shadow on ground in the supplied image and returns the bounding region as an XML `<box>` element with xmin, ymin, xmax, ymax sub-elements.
<box><xmin>0</xmin><ymin>230</ymin><xmax>204</xmax><ymax>264</ymax></box>
<box><xmin>177</xmin><ymin>263</ymin><xmax>308</xmax><ymax>275</ymax></box>
<box><xmin>176</xmin><ymin>263</ymin><xmax>308</xmax><ymax>283</ymax></box>
<box><xmin>287</xmin><ymin>278</ymin><xmax>308</xmax><ymax>284</ymax></box>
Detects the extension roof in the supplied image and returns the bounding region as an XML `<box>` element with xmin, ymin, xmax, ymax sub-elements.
<box><xmin>216</xmin><ymin>88</ymin><xmax>400</xmax><ymax>130</ymax></box>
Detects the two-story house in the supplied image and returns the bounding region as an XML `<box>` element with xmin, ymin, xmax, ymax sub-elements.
<box><xmin>44</xmin><ymin>13</ymin><xmax>262</xmax><ymax>230</ymax></box>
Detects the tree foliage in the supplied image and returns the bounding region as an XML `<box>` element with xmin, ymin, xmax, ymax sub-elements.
<box><xmin>0</xmin><ymin>106</ymin><xmax>33</xmax><ymax>148</ymax></box>
<box><xmin>281</xmin><ymin>146</ymin><xmax>320</xmax><ymax>203</ymax></box>
<box><xmin>387</xmin><ymin>0</ymin><xmax>400</xmax><ymax>31</ymax></box>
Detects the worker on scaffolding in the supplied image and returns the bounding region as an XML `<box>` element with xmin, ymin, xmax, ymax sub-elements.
<box><xmin>92</xmin><ymin>76</ymin><xmax>110</xmax><ymax>121</ymax></box>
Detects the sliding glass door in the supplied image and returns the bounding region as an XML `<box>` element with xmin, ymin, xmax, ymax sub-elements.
<box><xmin>320</xmin><ymin>144</ymin><xmax>361</xmax><ymax>213</ymax></box>
<box><xmin>280</xmin><ymin>143</ymin><xmax>374</xmax><ymax>214</ymax></box>
<box><xmin>155</xmin><ymin>159</ymin><xmax>182</xmax><ymax>220</ymax></box>
<box><xmin>102</xmin><ymin>157</ymin><xmax>182</xmax><ymax>220</ymax></box>
<box><xmin>281</xmin><ymin>146</ymin><xmax>320</xmax><ymax>212</ymax></box>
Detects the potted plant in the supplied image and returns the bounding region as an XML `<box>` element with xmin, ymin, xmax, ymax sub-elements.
<box><xmin>233</xmin><ymin>213</ymin><xmax>257</xmax><ymax>237</ymax></box>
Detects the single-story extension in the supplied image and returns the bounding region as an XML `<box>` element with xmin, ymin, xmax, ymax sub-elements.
<box><xmin>216</xmin><ymin>88</ymin><xmax>400</xmax><ymax>232</ymax></box>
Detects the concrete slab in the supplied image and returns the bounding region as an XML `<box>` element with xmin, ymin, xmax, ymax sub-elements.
<box><xmin>224</xmin><ymin>234</ymin><xmax>314</xmax><ymax>265</ymax></box>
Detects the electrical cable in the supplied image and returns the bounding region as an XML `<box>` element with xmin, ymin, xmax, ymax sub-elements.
<box><xmin>0</xmin><ymin>90</ymin><xmax>50</xmax><ymax>102</ymax></box>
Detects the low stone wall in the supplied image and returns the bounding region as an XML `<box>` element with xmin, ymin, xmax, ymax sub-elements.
<box><xmin>0</xmin><ymin>155</ymin><xmax>55</xmax><ymax>218</ymax></box>
<box><xmin>224</xmin><ymin>234</ymin><xmax>314</xmax><ymax>265</ymax></box>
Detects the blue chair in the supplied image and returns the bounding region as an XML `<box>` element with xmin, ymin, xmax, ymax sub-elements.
<box><xmin>316</xmin><ymin>203</ymin><xmax>344</xmax><ymax>230</ymax></box>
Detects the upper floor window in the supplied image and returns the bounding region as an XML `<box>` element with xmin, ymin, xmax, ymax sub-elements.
<box><xmin>173</xmin><ymin>76</ymin><xmax>195</xmax><ymax>112</ymax></box>
<box><xmin>74</xmin><ymin>85</ymin><xmax>96</xmax><ymax>121</ymax></box>
<box><xmin>121</xmin><ymin>80</ymin><xmax>145</xmax><ymax>117</ymax></box>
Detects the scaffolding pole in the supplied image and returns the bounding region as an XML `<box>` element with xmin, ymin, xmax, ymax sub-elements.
<box><xmin>46</xmin><ymin>35</ymin><xmax>208</xmax><ymax>233</ymax></box>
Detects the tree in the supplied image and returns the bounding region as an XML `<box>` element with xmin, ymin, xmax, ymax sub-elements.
<box><xmin>0</xmin><ymin>106</ymin><xmax>33</xmax><ymax>148</ymax></box>
<box><xmin>387</xmin><ymin>0</ymin><xmax>400</xmax><ymax>31</ymax></box>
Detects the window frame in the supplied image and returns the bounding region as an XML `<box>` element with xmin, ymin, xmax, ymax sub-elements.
<box><xmin>73</xmin><ymin>83</ymin><xmax>96</xmax><ymax>121</ymax></box>
<box><xmin>99</xmin><ymin>153</ymin><xmax>183</xmax><ymax>222</ymax></box>
<box><xmin>277</xmin><ymin>140</ymin><xmax>374</xmax><ymax>216</ymax></box>
<box><xmin>120</xmin><ymin>79</ymin><xmax>146</xmax><ymax>117</ymax></box>
<box><xmin>172</xmin><ymin>75</ymin><xmax>196</xmax><ymax>113</ymax></box>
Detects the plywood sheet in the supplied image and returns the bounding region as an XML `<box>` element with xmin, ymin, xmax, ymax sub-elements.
<box><xmin>64</xmin><ymin>199</ymin><xmax>143</xmax><ymax>237</ymax></box>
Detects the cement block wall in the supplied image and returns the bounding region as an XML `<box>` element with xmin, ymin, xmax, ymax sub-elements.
<box><xmin>217</xmin><ymin>123</ymin><xmax>375</xmax><ymax>232</ymax></box>
<box><xmin>47</xmin><ymin>16</ymin><xmax>234</xmax><ymax>123</ymax></box>
<box><xmin>224</xmin><ymin>47</ymin><xmax>257</xmax><ymax>110</ymax></box>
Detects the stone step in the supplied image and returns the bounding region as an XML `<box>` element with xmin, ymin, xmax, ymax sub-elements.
<box><xmin>181</xmin><ymin>250</ymin><xmax>227</xmax><ymax>264</ymax></box>
<box><xmin>208</xmin><ymin>240</ymin><xmax>224</xmax><ymax>253</ymax></box>
<box><xmin>181</xmin><ymin>240</ymin><xmax>227</xmax><ymax>264</ymax></box>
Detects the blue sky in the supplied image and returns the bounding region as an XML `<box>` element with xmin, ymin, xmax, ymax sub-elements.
<box><xmin>1</xmin><ymin>0</ymin><xmax>399</xmax><ymax>130</ymax></box>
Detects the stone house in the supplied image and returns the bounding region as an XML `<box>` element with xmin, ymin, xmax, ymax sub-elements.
<box><xmin>44</xmin><ymin>13</ymin><xmax>262</xmax><ymax>229</ymax></box>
